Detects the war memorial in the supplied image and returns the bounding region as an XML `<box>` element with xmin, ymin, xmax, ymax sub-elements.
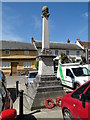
<box><xmin>27</xmin><ymin>6</ymin><xmax>64</xmax><ymax>110</ymax></box>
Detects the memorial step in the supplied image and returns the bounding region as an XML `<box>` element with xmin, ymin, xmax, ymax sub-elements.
<box><xmin>37</xmin><ymin>85</ymin><xmax>63</xmax><ymax>92</ymax></box>
<box><xmin>36</xmin><ymin>75</ymin><xmax>57</xmax><ymax>81</ymax></box>
<box><xmin>39</xmin><ymin>80</ymin><xmax>61</xmax><ymax>87</ymax></box>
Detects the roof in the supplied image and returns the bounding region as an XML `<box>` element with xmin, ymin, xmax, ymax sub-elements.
<box><xmin>34</xmin><ymin>41</ymin><xmax>82</xmax><ymax>50</ymax></box>
<box><xmin>0</xmin><ymin>40</ymin><xmax>36</xmax><ymax>50</ymax></box>
<box><xmin>78</xmin><ymin>41</ymin><xmax>90</xmax><ymax>49</ymax></box>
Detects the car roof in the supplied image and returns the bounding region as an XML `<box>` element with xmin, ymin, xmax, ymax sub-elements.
<box><xmin>28</xmin><ymin>71</ymin><xmax>38</xmax><ymax>73</ymax></box>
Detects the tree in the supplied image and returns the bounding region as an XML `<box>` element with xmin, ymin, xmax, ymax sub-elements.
<box><xmin>35</xmin><ymin>60</ymin><xmax>39</xmax><ymax>70</ymax></box>
<box><xmin>60</xmin><ymin>53</ymin><xmax>69</xmax><ymax>64</ymax></box>
<box><xmin>81</xmin><ymin>55</ymin><xmax>86</xmax><ymax>64</ymax></box>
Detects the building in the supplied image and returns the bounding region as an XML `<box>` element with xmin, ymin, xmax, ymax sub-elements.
<box><xmin>0</xmin><ymin>40</ymin><xmax>37</xmax><ymax>75</ymax></box>
<box><xmin>76</xmin><ymin>39</ymin><xmax>90</xmax><ymax>63</ymax></box>
<box><xmin>32</xmin><ymin>38</ymin><xmax>84</xmax><ymax>61</ymax></box>
<box><xmin>31</xmin><ymin>38</ymin><xmax>84</xmax><ymax>71</ymax></box>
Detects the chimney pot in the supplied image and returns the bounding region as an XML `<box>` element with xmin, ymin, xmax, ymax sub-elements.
<box><xmin>67</xmin><ymin>38</ymin><xmax>70</xmax><ymax>43</ymax></box>
<box><xmin>31</xmin><ymin>37</ymin><xmax>34</xmax><ymax>43</ymax></box>
<box><xmin>76</xmin><ymin>38</ymin><xmax>80</xmax><ymax>42</ymax></box>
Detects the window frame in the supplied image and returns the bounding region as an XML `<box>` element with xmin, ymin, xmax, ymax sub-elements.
<box><xmin>4</xmin><ymin>50</ymin><xmax>10</xmax><ymax>55</ymax></box>
<box><xmin>66</xmin><ymin>69</ymin><xmax>74</xmax><ymax>78</ymax></box>
<box><xmin>66</xmin><ymin>50</ymin><xmax>69</xmax><ymax>55</ymax></box>
<box><xmin>76</xmin><ymin>50</ymin><xmax>80</xmax><ymax>56</ymax></box>
<box><xmin>55</xmin><ymin>50</ymin><xmax>59</xmax><ymax>56</ymax></box>
<box><xmin>24</xmin><ymin>51</ymin><xmax>29</xmax><ymax>55</ymax></box>
<box><xmin>24</xmin><ymin>62</ymin><xmax>32</xmax><ymax>68</ymax></box>
<box><xmin>2</xmin><ymin>62</ymin><xmax>11</xmax><ymax>69</ymax></box>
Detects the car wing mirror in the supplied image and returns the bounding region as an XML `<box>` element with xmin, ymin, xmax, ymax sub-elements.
<box><xmin>0</xmin><ymin>109</ymin><xmax>17</xmax><ymax>120</ymax></box>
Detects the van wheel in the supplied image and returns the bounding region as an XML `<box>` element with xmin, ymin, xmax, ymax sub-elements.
<box><xmin>75</xmin><ymin>83</ymin><xmax>80</xmax><ymax>89</ymax></box>
<box><xmin>63</xmin><ymin>109</ymin><xmax>73</xmax><ymax>120</ymax></box>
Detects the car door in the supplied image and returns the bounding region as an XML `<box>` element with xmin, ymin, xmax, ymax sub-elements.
<box><xmin>76</xmin><ymin>87</ymin><xmax>90</xmax><ymax>119</ymax></box>
<box><xmin>65</xmin><ymin>69</ymin><xmax>74</xmax><ymax>88</ymax></box>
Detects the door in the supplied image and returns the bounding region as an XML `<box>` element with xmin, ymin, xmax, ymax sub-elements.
<box><xmin>65</xmin><ymin>69</ymin><xmax>74</xmax><ymax>88</ymax></box>
<box><xmin>76</xmin><ymin>87</ymin><xmax>90</xmax><ymax>119</ymax></box>
<box><xmin>11</xmin><ymin>62</ymin><xmax>17</xmax><ymax>75</ymax></box>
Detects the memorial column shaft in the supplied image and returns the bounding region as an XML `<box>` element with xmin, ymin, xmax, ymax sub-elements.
<box><xmin>42</xmin><ymin>17</ymin><xmax>49</xmax><ymax>50</ymax></box>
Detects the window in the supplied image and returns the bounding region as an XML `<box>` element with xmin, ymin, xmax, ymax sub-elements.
<box><xmin>4</xmin><ymin>50</ymin><xmax>10</xmax><ymax>55</ymax></box>
<box><xmin>29</xmin><ymin>72</ymin><xmax>38</xmax><ymax>78</ymax></box>
<box><xmin>88</xmin><ymin>51</ymin><xmax>90</xmax><ymax>56</ymax></box>
<box><xmin>66</xmin><ymin>50</ymin><xmax>69</xmax><ymax>55</ymax></box>
<box><xmin>2</xmin><ymin>62</ymin><xmax>10</xmax><ymax>68</ymax></box>
<box><xmin>24</xmin><ymin>51</ymin><xmax>29</xmax><ymax>55</ymax></box>
<box><xmin>24</xmin><ymin>62</ymin><xmax>32</xmax><ymax>68</ymax></box>
<box><xmin>72</xmin><ymin>67</ymin><xmax>90</xmax><ymax>77</ymax></box>
<box><xmin>71</xmin><ymin>82</ymin><xmax>90</xmax><ymax>99</ymax></box>
<box><xmin>55</xmin><ymin>50</ymin><xmax>58</xmax><ymax>56</ymax></box>
<box><xmin>66</xmin><ymin>69</ymin><xmax>74</xmax><ymax>78</ymax></box>
<box><xmin>76</xmin><ymin>51</ymin><xmax>80</xmax><ymax>56</ymax></box>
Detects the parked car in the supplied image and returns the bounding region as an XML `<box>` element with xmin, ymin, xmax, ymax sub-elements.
<box><xmin>61</xmin><ymin>80</ymin><xmax>90</xmax><ymax>120</ymax></box>
<box><xmin>25</xmin><ymin>71</ymin><xmax>38</xmax><ymax>87</ymax></box>
<box><xmin>57</xmin><ymin>63</ymin><xmax>90</xmax><ymax>89</ymax></box>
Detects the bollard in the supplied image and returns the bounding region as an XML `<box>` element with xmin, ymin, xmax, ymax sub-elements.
<box><xmin>16</xmin><ymin>81</ymin><xmax>19</xmax><ymax>98</ymax></box>
<box><xmin>19</xmin><ymin>90</ymin><xmax>24</xmax><ymax>117</ymax></box>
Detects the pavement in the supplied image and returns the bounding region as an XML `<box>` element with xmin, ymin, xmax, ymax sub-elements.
<box><xmin>6</xmin><ymin>75</ymin><xmax>73</xmax><ymax>120</ymax></box>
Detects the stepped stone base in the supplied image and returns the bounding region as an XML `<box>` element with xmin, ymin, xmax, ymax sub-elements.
<box><xmin>29</xmin><ymin>75</ymin><xmax>65</xmax><ymax>111</ymax></box>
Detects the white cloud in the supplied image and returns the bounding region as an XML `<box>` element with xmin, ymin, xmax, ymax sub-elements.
<box><xmin>2</xmin><ymin>7</ymin><xmax>24</xmax><ymax>42</ymax></box>
<box><xmin>83</xmin><ymin>12</ymin><xmax>88</xmax><ymax>17</ymax></box>
<box><xmin>32</xmin><ymin>16</ymin><xmax>41</xmax><ymax>29</ymax></box>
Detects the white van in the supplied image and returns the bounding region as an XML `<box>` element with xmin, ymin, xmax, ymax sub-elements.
<box><xmin>57</xmin><ymin>63</ymin><xmax>90</xmax><ymax>89</ymax></box>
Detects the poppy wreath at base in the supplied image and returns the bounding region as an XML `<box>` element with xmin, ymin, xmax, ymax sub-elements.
<box><xmin>56</xmin><ymin>96</ymin><xmax>62</xmax><ymax>107</ymax></box>
<box><xmin>45</xmin><ymin>98</ymin><xmax>54</xmax><ymax>109</ymax></box>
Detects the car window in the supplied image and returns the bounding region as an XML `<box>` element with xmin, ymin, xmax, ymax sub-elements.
<box><xmin>29</xmin><ymin>72</ymin><xmax>37</xmax><ymax>78</ymax></box>
<box><xmin>85</xmin><ymin>87</ymin><xmax>90</xmax><ymax>102</ymax></box>
<box><xmin>66</xmin><ymin>69</ymin><xmax>74</xmax><ymax>78</ymax></box>
<box><xmin>71</xmin><ymin>82</ymin><xmax>90</xmax><ymax>99</ymax></box>
<box><xmin>72</xmin><ymin>67</ymin><xmax>90</xmax><ymax>77</ymax></box>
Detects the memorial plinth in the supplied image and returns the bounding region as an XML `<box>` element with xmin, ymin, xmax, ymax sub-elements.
<box><xmin>27</xmin><ymin>6</ymin><xmax>65</xmax><ymax>110</ymax></box>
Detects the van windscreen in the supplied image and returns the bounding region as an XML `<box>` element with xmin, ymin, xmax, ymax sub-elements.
<box><xmin>72</xmin><ymin>67</ymin><xmax>90</xmax><ymax>77</ymax></box>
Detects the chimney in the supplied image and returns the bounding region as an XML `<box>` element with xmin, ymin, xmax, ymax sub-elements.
<box><xmin>76</xmin><ymin>38</ymin><xmax>80</xmax><ymax>42</ymax></box>
<box><xmin>31</xmin><ymin>37</ymin><xmax>34</xmax><ymax>43</ymax></box>
<box><xmin>67</xmin><ymin>38</ymin><xmax>70</xmax><ymax>43</ymax></box>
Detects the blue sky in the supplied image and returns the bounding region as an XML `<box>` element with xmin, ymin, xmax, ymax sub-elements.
<box><xmin>2</xmin><ymin>2</ymin><xmax>88</xmax><ymax>43</ymax></box>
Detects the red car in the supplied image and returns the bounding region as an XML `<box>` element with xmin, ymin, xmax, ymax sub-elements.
<box><xmin>61</xmin><ymin>80</ymin><xmax>90</xmax><ymax>120</ymax></box>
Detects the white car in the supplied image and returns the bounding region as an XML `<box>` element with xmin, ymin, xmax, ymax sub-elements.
<box><xmin>25</xmin><ymin>71</ymin><xmax>38</xmax><ymax>87</ymax></box>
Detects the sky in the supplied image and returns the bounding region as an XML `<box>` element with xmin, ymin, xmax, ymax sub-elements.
<box><xmin>1</xmin><ymin>2</ymin><xmax>88</xmax><ymax>43</ymax></box>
